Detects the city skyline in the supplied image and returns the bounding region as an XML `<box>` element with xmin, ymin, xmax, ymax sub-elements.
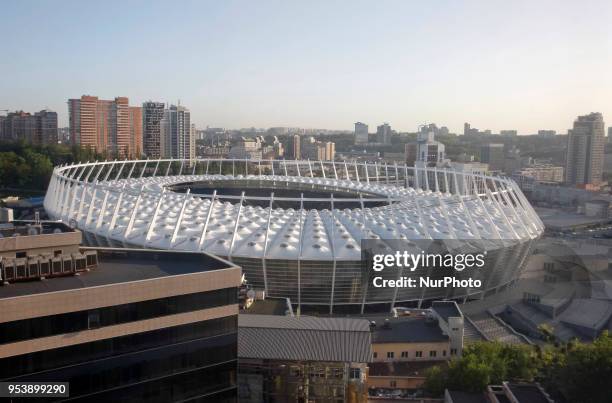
<box><xmin>1</xmin><ymin>1</ymin><xmax>612</xmax><ymax>133</ymax></box>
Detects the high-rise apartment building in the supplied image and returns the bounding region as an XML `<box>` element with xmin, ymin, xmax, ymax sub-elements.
<box><xmin>480</xmin><ymin>143</ymin><xmax>505</xmax><ymax>172</ymax></box>
<box><xmin>161</xmin><ymin>105</ymin><xmax>194</xmax><ymax>159</ymax></box>
<box><xmin>0</xmin><ymin>110</ymin><xmax>57</xmax><ymax>144</ymax></box>
<box><xmin>142</xmin><ymin>101</ymin><xmax>165</xmax><ymax>158</ymax></box>
<box><xmin>293</xmin><ymin>134</ymin><xmax>301</xmax><ymax>159</ymax></box>
<box><xmin>68</xmin><ymin>96</ymin><xmax>142</xmax><ymax>158</ymax></box>
<box><xmin>354</xmin><ymin>122</ymin><xmax>368</xmax><ymax>145</ymax></box>
<box><xmin>565</xmin><ymin>112</ymin><xmax>605</xmax><ymax>187</ymax></box>
<box><xmin>376</xmin><ymin>123</ymin><xmax>392</xmax><ymax>144</ymax></box>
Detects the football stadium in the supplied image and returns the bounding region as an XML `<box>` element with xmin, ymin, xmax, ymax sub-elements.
<box><xmin>44</xmin><ymin>159</ymin><xmax>544</xmax><ymax>313</ymax></box>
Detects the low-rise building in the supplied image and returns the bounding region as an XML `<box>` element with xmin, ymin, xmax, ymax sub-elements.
<box><xmin>238</xmin><ymin>314</ymin><xmax>371</xmax><ymax>403</ymax></box>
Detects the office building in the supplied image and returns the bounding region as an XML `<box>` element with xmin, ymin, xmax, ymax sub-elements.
<box><xmin>354</xmin><ymin>122</ymin><xmax>369</xmax><ymax>145</ymax></box>
<box><xmin>565</xmin><ymin>112</ymin><xmax>605</xmax><ymax>187</ymax></box>
<box><xmin>480</xmin><ymin>143</ymin><xmax>505</xmax><ymax>172</ymax></box>
<box><xmin>142</xmin><ymin>101</ymin><xmax>165</xmax><ymax>158</ymax></box>
<box><xmin>608</xmin><ymin>127</ymin><xmax>612</xmax><ymax>143</ymax></box>
<box><xmin>405</xmin><ymin>132</ymin><xmax>446</xmax><ymax>167</ymax></box>
<box><xmin>463</xmin><ymin>122</ymin><xmax>471</xmax><ymax>136</ymax></box>
<box><xmin>377</xmin><ymin>123</ymin><xmax>392</xmax><ymax>144</ymax></box>
<box><xmin>68</xmin><ymin>96</ymin><xmax>142</xmax><ymax>158</ymax></box>
<box><xmin>238</xmin><ymin>315</ymin><xmax>371</xmax><ymax>403</ymax></box>
<box><xmin>162</xmin><ymin>104</ymin><xmax>194</xmax><ymax>159</ymax></box>
<box><xmin>0</xmin><ymin>110</ymin><xmax>57</xmax><ymax>145</ymax></box>
<box><xmin>0</xmin><ymin>241</ymin><xmax>240</xmax><ymax>402</ymax></box>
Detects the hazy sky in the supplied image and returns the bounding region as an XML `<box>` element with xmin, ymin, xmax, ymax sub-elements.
<box><xmin>1</xmin><ymin>0</ymin><xmax>611</xmax><ymax>133</ymax></box>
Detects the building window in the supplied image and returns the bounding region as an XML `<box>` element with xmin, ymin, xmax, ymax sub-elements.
<box><xmin>373</xmin><ymin>352</ymin><xmax>377</xmax><ymax>359</ymax></box>
<box><xmin>387</xmin><ymin>352</ymin><xmax>394</xmax><ymax>359</ymax></box>
<box><xmin>87</xmin><ymin>310</ymin><xmax>100</xmax><ymax>329</ymax></box>
<box><xmin>452</xmin><ymin>327</ymin><xmax>459</xmax><ymax>331</ymax></box>
<box><xmin>390</xmin><ymin>381</ymin><xmax>397</xmax><ymax>388</ymax></box>
<box><xmin>54</xmin><ymin>250</ymin><xmax>62</xmax><ymax>257</ymax></box>
<box><xmin>16</xmin><ymin>251</ymin><xmax>26</xmax><ymax>258</ymax></box>
<box><xmin>349</xmin><ymin>368</ymin><xmax>360</xmax><ymax>379</ymax></box>
<box><xmin>443</xmin><ymin>350</ymin><xmax>447</xmax><ymax>357</ymax></box>
<box><xmin>401</xmin><ymin>351</ymin><xmax>408</xmax><ymax>358</ymax></box>
<box><xmin>450</xmin><ymin>348</ymin><xmax>457</xmax><ymax>356</ymax></box>
<box><xmin>429</xmin><ymin>350</ymin><xmax>437</xmax><ymax>357</ymax></box>
<box><xmin>415</xmin><ymin>351</ymin><xmax>422</xmax><ymax>358</ymax></box>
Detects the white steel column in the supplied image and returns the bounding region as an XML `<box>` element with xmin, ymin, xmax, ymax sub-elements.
<box><xmin>145</xmin><ymin>188</ymin><xmax>167</xmax><ymax>245</ymax></box>
<box><xmin>198</xmin><ymin>190</ymin><xmax>217</xmax><ymax>250</ymax></box>
<box><xmin>228</xmin><ymin>191</ymin><xmax>246</xmax><ymax>260</ymax></box>
<box><xmin>170</xmin><ymin>189</ymin><xmax>191</xmax><ymax>246</ymax></box>
<box><xmin>261</xmin><ymin>193</ymin><xmax>274</xmax><ymax>293</ymax></box>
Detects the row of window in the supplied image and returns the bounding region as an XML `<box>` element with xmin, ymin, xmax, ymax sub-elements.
<box><xmin>0</xmin><ymin>287</ymin><xmax>237</xmax><ymax>345</ymax></box>
<box><xmin>374</xmin><ymin>348</ymin><xmax>458</xmax><ymax>359</ymax></box>
<box><xmin>1</xmin><ymin>316</ymin><xmax>237</xmax><ymax>379</ymax></box>
<box><xmin>5</xmin><ymin>334</ymin><xmax>237</xmax><ymax>401</ymax></box>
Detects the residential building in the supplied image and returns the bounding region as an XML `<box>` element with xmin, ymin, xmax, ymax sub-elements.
<box><xmin>565</xmin><ymin>112</ymin><xmax>605</xmax><ymax>187</ymax></box>
<box><xmin>377</xmin><ymin>123</ymin><xmax>392</xmax><ymax>144</ymax></box>
<box><xmin>480</xmin><ymin>143</ymin><xmax>505</xmax><ymax>172</ymax></box>
<box><xmin>500</xmin><ymin>130</ymin><xmax>517</xmax><ymax>136</ymax></box>
<box><xmin>608</xmin><ymin>127</ymin><xmax>612</xmax><ymax>143</ymax></box>
<box><xmin>463</xmin><ymin>122</ymin><xmax>471</xmax><ymax>136</ymax></box>
<box><xmin>0</xmin><ymin>241</ymin><xmax>240</xmax><ymax>401</ymax></box>
<box><xmin>513</xmin><ymin>165</ymin><xmax>564</xmax><ymax>184</ymax></box>
<box><xmin>302</xmin><ymin>137</ymin><xmax>336</xmax><ymax>161</ymax></box>
<box><xmin>354</xmin><ymin>122</ymin><xmax>369</xmax><ymax>145</ymax></box>
<box><xmin>538</xmin><ymin>130</ymin><xmax>557</xmax><ymax>138</ymax></box>
<box><xmin>371</xmin><ymin>302</ymin><xmax>463</xmax><ymax>364</ymax></box>
<box><xmin>142</xmin><ymin>101</ymin><xmax>165</xmax><ymax>158</ymax></box>
<box><xmin>162</xmin><ymin>104</ymin><xmax>194</xmax><ymax>159</ymax></box>
<box><xmin>238</xmin><ymin>314</ymin><xmax>371</xmax><ymax>403</ymax></box>
<box><xmin>68</xmin><ymin>96</ymin><xmax>142</xmax><ymax>158</ymax></box>
<box><xmin>368</xmin><ymin>302</ymin><xmax>464</xmax><ymax>394</ymax></box>
<box><xmin>293</xmin><ymin>134</ymin><xmax>301</xmax><ymax>159</ymax></box>
<box><xmin>0</xmin><ymin>110</ymin><xmax>57</xmax><ymax>144</ymax></box>
<box><xmin>228</xmin><ymin>136</ymin><xmax>264</xmax><ymax>159</ymax></box>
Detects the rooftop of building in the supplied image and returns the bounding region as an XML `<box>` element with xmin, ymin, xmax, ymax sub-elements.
<box><xmin>0</xmin><ymin>247</ymin><xmax>238</xmax><ymax>300</ymax></box>
<box><xmin>431</xmin><ymin>300</ymin><xmax>462</xmax><ymax>322</ymax></box>
<box><xmin>445</xmin><ymin>390</ymin><xmax>489</xmax><ymax>403</ymax></box>
<box><xmin>241</xmin><ymin>299</ymin><xmax>290</xmax><ymax>316</ymax></box>
<box><xmin>238</xmin><ymin>314</ymin><xmax>372</xmax><ymax>363</ymax></box>
<box><xmin>370</xmin><ymin>316</ymin><xmax>449</xmax><ymax>344</ymax></box>
<box><xmin>0</xmin><ymin>220</ymin><xmax>75</xmax><ymax>237</ymax></box>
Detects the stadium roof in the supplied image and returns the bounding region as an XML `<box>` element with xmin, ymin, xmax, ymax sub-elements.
<box><xmin>44</xmin><ymin>159</ymin><xmax>544</xmax><ymax>262</ymax></box>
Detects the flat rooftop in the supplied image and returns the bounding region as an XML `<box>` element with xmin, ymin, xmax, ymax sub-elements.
<box><xmin>0</xmin><ymin>247</ymin><xmax>237</xmax><ymax>300</ymax></box>
<box><xmin>0</xmin><ymin>220</ymin><xmax>76</xmax><ymax>236</ymax></box>
<box><xmin>371</xmin><ymin>316</ymin><xmax>448</xmax><ymax>343</ymax></box>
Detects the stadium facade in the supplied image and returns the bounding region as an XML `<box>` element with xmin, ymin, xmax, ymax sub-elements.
<box><xmin>44</xmin><ymin>159</ymin><xmax>544</xmax><ymax>313</ymax></box>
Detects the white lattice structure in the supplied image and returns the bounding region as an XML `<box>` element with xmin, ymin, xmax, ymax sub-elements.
<box><xmin>44</xmin><ymin>159</ymin><xmax>543</xmax><ymax>312</ymax></box>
